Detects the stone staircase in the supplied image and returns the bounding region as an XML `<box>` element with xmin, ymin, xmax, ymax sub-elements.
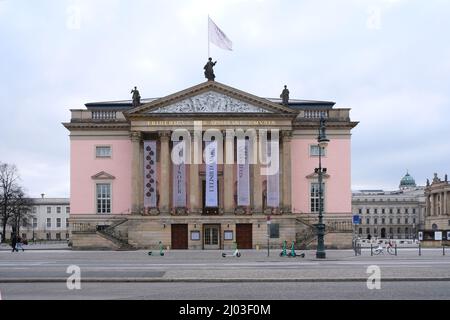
<box><xmin>96</xmin><ymin>219</ymin><xmax>135</xmax><ymax>250</ymax></box>
<box><xmin>295</xmin><ymin>217</ymin><xmax>353</xmax><ymax>249</ymax></box>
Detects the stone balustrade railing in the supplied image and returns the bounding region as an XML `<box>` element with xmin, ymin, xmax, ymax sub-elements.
<box><xmin>70</xmin><ymin>110</ymin><xmax>126</xmax><ymax>121</ymax></box>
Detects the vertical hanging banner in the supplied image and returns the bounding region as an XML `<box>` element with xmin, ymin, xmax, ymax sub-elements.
<box><xmin>205</xmin><ymin>140</ymin><xmax>218</xmax><ymax>207</ymax></box>
<box><xmin>237</xmin><ymin>138</ymin><xmax>250</xmax><ymax>206</ymax></box>
<box><xmin>144</xmin><ymin>141</ymin><xmax>157</xmax><ymax>208</ymax></box>
<box><xmin>172</xmin><ymin>140</ymin><xmax>187</xmax><ymax>207</ymax></box>
<box><xmin>266</xmin><ymin>138</ymin><xmax>280</xmax><ymax>208</ymax></box>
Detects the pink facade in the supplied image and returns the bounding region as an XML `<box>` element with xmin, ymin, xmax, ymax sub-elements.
<box><xmin>291</xmin><ymin>137</ymin><xmax>352</xmax><ymax>214</ymax></box>
<box><xmin>70</xmin><ymin>138</ymin><xmax>132</xmax><ymax>214</ymax></box>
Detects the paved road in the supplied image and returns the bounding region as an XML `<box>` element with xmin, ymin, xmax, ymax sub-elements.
<box><xmin>1</xmin><ymin>281</ymin><xmax>450</xmax><ymax>300</ymax></box>
<box><xmin>1</xmin><ymin>249</ymin><xmax>450</xmax><ymax>281</ymax></box>
<box><xmin>1</xmin><ymin>249</ymin><xmax>450</xmax><ymax>299</ymax></box>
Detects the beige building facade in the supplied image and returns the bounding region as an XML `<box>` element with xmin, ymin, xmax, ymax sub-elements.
<box><xmin>423</xmin><ymin>173</ymin><xmax>450</xmax><ymax>243</ymax></box>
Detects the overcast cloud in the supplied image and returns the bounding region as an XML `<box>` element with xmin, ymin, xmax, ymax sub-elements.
<box><xmin>0</xmin><ymin>0</ymin><xmax>449</xmax><ymax>197</ymax></box>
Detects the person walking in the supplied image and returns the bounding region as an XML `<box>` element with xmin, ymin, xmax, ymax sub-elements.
<box><xmin>16</xmin><ymin>236</ymin><xmax>25</xmax><ymax>252</ymax></box>
<box><xmin>11</xmin><ymin>234</ymin><xmax>18</xmax><ymax>253</ymax></box>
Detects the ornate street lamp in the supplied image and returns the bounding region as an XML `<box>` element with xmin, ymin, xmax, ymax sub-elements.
<box><xmin>315</xmin><ymin>116</ymin><xmax>329</xmax><ymax>259</ymax></box>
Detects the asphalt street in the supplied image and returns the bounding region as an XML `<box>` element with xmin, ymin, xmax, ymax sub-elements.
<box><xmin>1</xmin><ymin>249</ymin><xmax>450</xmax><ymax>299</ymax></box>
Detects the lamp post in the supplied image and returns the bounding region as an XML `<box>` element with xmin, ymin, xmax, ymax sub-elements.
<box><xmin>315</xmin><ymin>116</ymin><xmax>329</xmax><ymax>259</ymax></box>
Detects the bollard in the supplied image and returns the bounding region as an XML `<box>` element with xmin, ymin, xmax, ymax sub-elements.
<box><xmin>419</xmin><ymin>243</ymin><xmax>421</xmax><ymax>256</ymax></box>
<box><xmin>371</xmin><ymin>244</ymin><xmax>373</xmax><ymax>256</ymax></box>
<box><xmin>443</xmin><ymin>245</ymin><xmax>446</xmax><ymax>256</ymax></box>
<box><xmin>395</xmin><ymin>244</ymin><xmax>397</xmax><ymax>256</ymax></box>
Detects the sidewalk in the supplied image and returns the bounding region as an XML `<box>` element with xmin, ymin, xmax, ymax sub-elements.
<box><xmin>0</xmin><ymin>243</ymin><xmax>70</xmax><ymax>251</ymax></box>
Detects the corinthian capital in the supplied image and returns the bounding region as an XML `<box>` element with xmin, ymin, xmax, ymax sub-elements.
<box><xmin>130</xmin><ymin>131</ymin><xmax>142</xmax><ymax>141</ymax></box>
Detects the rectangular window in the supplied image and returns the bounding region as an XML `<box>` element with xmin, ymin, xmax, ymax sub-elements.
<box><xmin>366</xmin><ymin>218</ymin><xmax>370</xmax><ymax>224</ymax></box>
<box><xmin>47</xmin><ymin>218</ymin><xmax>51</xmax><ymax>228</ymax></box>
<box><xmin>47</xmin><ymin>207</ymin><xmax>51</xmax><ymax>214</ymax></box>
<box><xmin>366</xmin><ymin>209</ymin><xmax>370</xmax><ymax>214</ymax></box>
<box><xmin>269</xmin><ymin>224</ymin><xmax>280</xmax><ymax>238</ymax></box>
<box><xmin>46</xmin><ymin>233</ymin><xmax>51</xmax><ymax>240</ymax></box>
<box><xmin>405</xmin><ymin>218</ymin><xmax>409</xmax><ymax>224</ymax></box>
<box><xmin>57</xmin><ymin>207</ymin><xmax>61</xmax><ymax>214</ymax></box>
<box><xmin>66</xmin><ymin>207</ymin><xmax>70</xmax><ymax>214</ymax></box>
<box><xmin>390</xmin><ymin>218</ymin><xmax>393</xmax><ymax>224</ymax></box>
<box><xmin>310</xmin><ymin>145</ymin><xmax>326</xmax><ymax>157</ymax></box>
<box><xmin>397</xmin><ymin>218</ymin><xmax>401</xmax><ymax>224</ymax></box>
<box><xmin>413</xmin><ymin>208</ymin><xmax>416</xmax><ymax>214</ymax></box>
<box><xmin>397</xmin><ymin>208</ymin><xmax>401</xmax><ymax>214</ymax></box>
<box><xmin>33</xmin><ymin>218</ymin><xmax>37</xmax><ymax>228</ymax></box>
<box><xmin>96</xmin><ymin>146</ymin><xmax>112</xmax><ymax>158</ymax></box>
<box><xmin>382</xmin><ymin>208</ymin><xmax>385</xmax><ymax>214</ymax></box>
<box><xmin>358</xmin><ymin>209</ymin><xmax>362</xmax><ymax>214</ymax></box>
<box><xmin>96</xmin><ymin>183</ymin><xmax>111</xmax><ymax>214</ymax></box>
<box><xmin>382</xmin><ymin>218</ymin><xmax>385</xmax><ymax>224</ymax></box>
<box><xmin>405</xmin><ymin>208</ymin><xmax>409</xmax><ymax>214</ymax></box>
<box><xmin>374</xmin><ymin>218</ymin><xmax>378</xmax><ymax>225</ymax></box>
<box><xmin>374</xmin><ymin>209</ymin><xmax>378</xmax><ymax>214</ymax></box>
<box><xmin>66</xmin><ymin>218</ymin><xmax>69</xmax><ymax>228</ymax></box>
<box><xmin>56</xmin><ymin>233</ymin><xmax>61</xmax><ymax>240</ymax></box>
<box><xmin>32</xmin><ymin>207</ymin><xmax>37</xmax><ymax>214</ymax></box>
<box><xmin>413</xmin><ymin>218</ymin><xmax>416</xmax><ymax>224</ymax></box>
<box><xmin>389</xmin><ymin>208</ymin><xmax>393</xmax><ymax>214</ymax></box>
<box><xmin>57</xmin><ymin>218</ymin><xmax>61</xmax><ymax>228</ymax></box>
<box><xmin>310</xmin><ymin>183</ymin><xmax>325</xmax><ymax>213</ymax></box>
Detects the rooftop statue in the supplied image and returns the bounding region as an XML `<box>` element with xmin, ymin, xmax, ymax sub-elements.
<box><xmin>131</xmin><ymin>86</ymin><xmax>141</xmax><ymax>107</ymax></box>
<box><xmin>204</xmin><ymin>57</ymin><xmax>217</xmax><ymax>81</ymax></box>
<box><xmin>280</xmin><ymin>85</ymin><xmax>289</xmax><ymax>106</ymax></box>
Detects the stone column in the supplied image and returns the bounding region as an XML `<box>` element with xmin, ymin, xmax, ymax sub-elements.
<box><xmin>426</xmin><ymin>195</ymin><xmax>430</xmax><ymax>217</ymax></box>
<box><xmin>223</xmin><ymin>131</ymin><xmax>234</xmax><ymax>214</ymax></box>
<box><xmin>130</xmin><ymin>131</ymin><xmax>142</xmax><ymax>214</ymax></box>
<box><xmin>189</xmin><ymin>131</ymin><xmax>201</xmax><ymax>215</ymax></box>
<box><xmin>252</xmin><ymin>131</ymin><xmax>263</xmax><ymax>214</ymax></box>
<box><xmin>159</xmin><ymin>131</ymin><xmax>171</xmax><ymax>215</ymax></box>
<box><xmin>445</xmin><ymin>191</ymin><xmax>448</xmax><ymax>215</ymax></box>
<box><xmin>430</xmin><ymin>193</ymin><xmax>436</xmax><ymax>216</ymax></box>
<box><xmin>281</xmin><ymin>131</ymin><xmax>292</xmax><ymax>213</ymax></box>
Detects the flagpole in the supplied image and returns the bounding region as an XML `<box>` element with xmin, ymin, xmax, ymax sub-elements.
<box><xmin>207</xmin><ymin>15</ymin><xmax>210</xmax><ymax>58</ymax></box>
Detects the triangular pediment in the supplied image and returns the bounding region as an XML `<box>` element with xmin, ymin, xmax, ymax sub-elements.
<box><xmin>91</xmin><ymin>171</ymin><xmax>116</xmax><ymax>180</ymax></box>
<box><xmin>125</xmin><ymin>81</ymin><xmax>297</xmax><ymax>116</ymax></box>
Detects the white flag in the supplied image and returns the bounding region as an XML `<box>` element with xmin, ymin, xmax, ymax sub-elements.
<box><xmin>208</xmin><ymin>17</ymin><xmax>232</xmax><ymax>51</ymax></box>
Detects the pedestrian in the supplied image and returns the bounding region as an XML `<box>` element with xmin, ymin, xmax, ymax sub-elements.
<box><xmin>11</xmin><ymin>234</ymin><xmax>18</xmax><ymax>253</ymax></box>
<box><xmin>16</xmin><ymin>236</ymin><xmax>25</xmax><ymax>252</ymax></box>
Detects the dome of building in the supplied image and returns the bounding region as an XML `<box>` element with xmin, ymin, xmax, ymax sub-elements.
<box><xmin>399</xmin><ymin>171</ymin><xmax>416</xmax><ymax>190</ymax></box>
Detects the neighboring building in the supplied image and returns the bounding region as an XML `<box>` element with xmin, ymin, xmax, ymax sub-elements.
<box><xmin>352</xmin><ymin>172</ymin><xmax>425</xmax><ymax>239</ymax></box>
<box><xmin>422</xmin><ymin>173</ymin><xmax>450</xmax><ymax>242</ymax></box>
<box><xmin>63</xmin><ymin>80</ymin><xmax>358</xmax><ymax>250</ymax></box>
<box><xmin>1</xmin><ymin>196</ymin><xmax>70</xmax><ymax>241</ymax></box>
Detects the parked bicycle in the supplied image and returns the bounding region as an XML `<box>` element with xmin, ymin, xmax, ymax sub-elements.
<box><xmin>373</xmin><ymin>241</ymin><xmax>395</xmax><ymax>255</ymax></box>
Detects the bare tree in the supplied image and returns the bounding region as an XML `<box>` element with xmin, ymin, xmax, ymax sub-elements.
<box><xmin>0</xmin><ymin>162</ymin><xmax>20</xmax><ymax>242</ymax></box>
<box><xmin>8</xmin><ymin>188</ymin><xmax>33</xmax><ymax>237</ymax></box>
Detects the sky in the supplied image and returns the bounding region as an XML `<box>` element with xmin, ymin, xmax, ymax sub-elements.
<box><xmin>0</xmin><ymin>0</ymin><xmax>449</xmax><ymax>197</ymax></box>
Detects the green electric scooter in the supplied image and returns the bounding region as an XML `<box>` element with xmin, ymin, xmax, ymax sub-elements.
<box><xmin>148</xmin><ymin>241</ymin><xmax>165</xmax><ymax>256</ymax></box>
<box><xmin>279</xmin><ymin>240</ymin><xmax>305</xmax><ymax>258</ymax></box>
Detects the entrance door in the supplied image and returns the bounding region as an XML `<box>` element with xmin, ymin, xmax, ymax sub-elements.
<box><xmin>381</xmin><ymin>228</ymin><xmax>386</xmax><ymax>239</ymax></box>
<box><xmin>203</xmin><ymin>224</ymin><xmax>220</xmax><ymax>249</ymax></box>
<box><xmin>236</xmin><ymin>224</ymin><xmax>253</xmax><ymax>249</ymax></box>
<box><xmin>171</xmin><ymin>224</ymin><xmax>188</xmax><ymax>249</ymax></box>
